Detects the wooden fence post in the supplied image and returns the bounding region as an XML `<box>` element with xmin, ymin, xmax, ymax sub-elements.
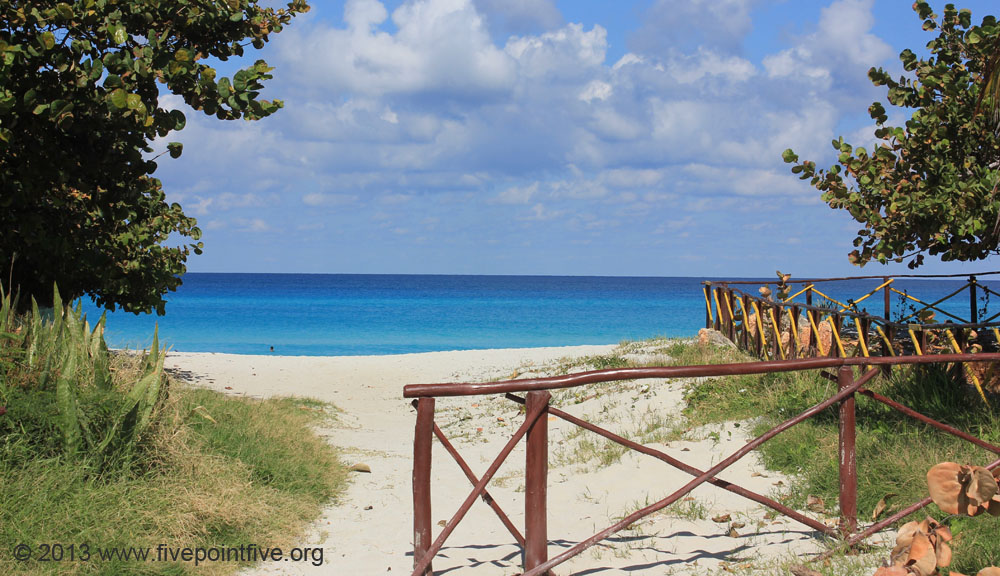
<box><xmin>740</xmin><ymin>294</ymin><xmax>750</xmax><ymax>352</ymax></box>
<box><xmin>716</xmin><ymin>287</ymin><xmax>728</xmax><ymax>334</ymax></box>
<box><xmin>413</xmin><ymin>398</ymin><xmax>435</xmax><ymax>575</ymax></box>
<box><xmin>704</xmin><ymin>284</ymin><xmax>712</xmax><ymax>329</ymax></box>
<box><xmin>883</xmin><ymin>276</ymin><xmax>891</xmax><ymax>321</ymax></box>
<box><xmin>790</xmin><ymin>305</ymin><xmax>800</xmax><ymax>359</ymax></box>
<box><xmin>726</xmin><ymin>289</ymin><xmax>736</xmax><ymax>341</ymax></box>
<box><xmin>970</xmin><ymin>275</ymin><xmax>978</xmax><ymax>324</ymax></box>
<box><xmin>838</xmin><ymin>366</ymin><xmax>857</xmax><ymax>537</ymax></box>
<box><xmin>830</xmin><ymin>314</ymin><xmax>842</xmax><ymax>358</ymax></box>
<box><xmin>525</xmin><ymin>391</ymin><xmax>550</xmax><ymax>574</ymax></box>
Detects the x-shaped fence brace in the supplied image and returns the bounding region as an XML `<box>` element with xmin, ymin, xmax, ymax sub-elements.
<box><xmin>407</xmin><ymin>354</ymin><xmax>1000</xmax><ymax>576</ymax></box>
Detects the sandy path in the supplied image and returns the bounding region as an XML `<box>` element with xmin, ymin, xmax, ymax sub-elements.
<box><xmin>165</xmin><ymin>343</ymin><xmax>884</xmax><ymax>575</ymax></box>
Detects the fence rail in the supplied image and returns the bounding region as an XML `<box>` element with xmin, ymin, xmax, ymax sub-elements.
<box><xmin>404</xmin><ymin>353</ymin><xmax>1000</xmax><ymax>575</ymax></box>
<box><xmin>703</xmin><ymin>273</ymin><xmax>1000</xmax><ymax>405</ymax></box>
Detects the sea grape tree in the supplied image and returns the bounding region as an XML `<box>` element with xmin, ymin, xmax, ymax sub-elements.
<box><xmin>783</xmin><ymin>2</ymin><xmax>1000</xmax><ymax>270</ymax></box>
<box><xmin>0</xmin><ymin>0</ymin><xmax>309</xmax><ymax>313</ymax></box>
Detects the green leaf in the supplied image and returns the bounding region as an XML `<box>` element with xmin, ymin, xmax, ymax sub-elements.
<box><xmin>169</xmin><ymin>109</ymin><xmax>186</xmax><ymax>130</ymax></box>
<box><xmin>55</xmin><ymin>344</ymin><xmax>82</xmax><ymax>458</ymax></box>
<box><xmin>39</xmin><ymin>32</ymin><xmax>55</xmax><ymax>51</ymax></box>
<box><xmin>112</xmin><ymin>25</ymin><xmax>128</xmax><ymax>45</ymax></box>
<box><xmin>109</xmin><ymin>88</ymin><xmax>127</xmax><ymax>109</ymax></box>
<box><xmin>0</xmin><ymin>0</ymin><xmax>308</xmax><ymax>314</ymax></box>
<box><xmin>781</xmin><ymin>149</ymin><xmax>798</xmax><ymax>163</ymax></box>
<box><xmin>167</xmin><ymin>142</ymin><xmax>183</xmax><ymax>158</ymax></box>
<box><xmin>90</xmin><ymin>58</ymin><xmax>104</xmax><ymax>79</ymax></box>
<box><xmin>234</xmin><ymin>70</ymin><xmax>248</xmax><ymax>91</ymax></box>
<box><xmin>55</xmin><ymin>3</ymin><xmax>74</xmax><ymax>20</ymax></box>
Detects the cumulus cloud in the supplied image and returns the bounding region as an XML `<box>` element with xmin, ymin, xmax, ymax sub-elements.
<box><xmin>150</xmin><ymin>0</ymin><xmax>916</xmax><ymax>274</ymax></box>
<box><xmin>280</xmin><ymin>0</ymin><xmax>515</xmax><ymax>99</ymax></box>
<box><xmin>505</xmin><ymin>23</ymin><xmax>607</xmax><ymax>80</ymax></box>
<box><xmin>763</xmin><ymin>0</ymin><xmax>892</xmax><ymax>98</ymax></box>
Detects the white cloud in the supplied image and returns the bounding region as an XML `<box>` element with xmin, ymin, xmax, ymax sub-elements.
<box><xmin>505</xmin><ymin>23</ymin><xmax>607</xmax><ymax>80</ymax></box>
<box><xmin>493</xmin><ymin>182</ymin><xmax>538</xmax><ymax>204</ymax></box>
<box><xmin>664</xmin><ymin>49</ymin><xmax>756</xmax><ymax>85</ymax></box>
<box><xmin>281</xmin><ymin>0</ymin><xmax>515</xmax><ymax>98</ymax></box>
<box><xmin>521</xmin><ymin>203</ymin><xmax>564</xmax><ymax>221</ymax></box>
<box><xmin>344</xmin><ymin>0</ymin><xmax>388</xmax><ymax>31</ymax></box>
<box><xmin>762</xmin><ymin>0</ymin><xmax>891</xmax><ymax>93</ymax></box>
<box><xmin>232</xmin><ymin>218</ymin><xmax>271</xmax><ymax>233</ymax></box>
<box><xmin>153</xmin><ymin>0</ymin><xmax>904</xmax><ymax>276</ymax></box>
<box><xmin>579</xmin><ymin>80</ymin><xmax>612</xmax><ymax>103</ymax></box>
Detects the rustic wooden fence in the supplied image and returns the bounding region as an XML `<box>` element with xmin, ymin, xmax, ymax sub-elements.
<box><xmin>405</xmin><ymin>353</ymin><xmax>1000</xmax><ymax>575</ymax></box>
<box><xmin>703</xmin><ymin>272</ymin><xmax>1000</xmax><ymax>405</ymax></box>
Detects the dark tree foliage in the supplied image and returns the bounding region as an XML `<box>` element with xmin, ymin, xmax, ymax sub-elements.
<box><xmin>784</xmin><ymin>2</ymin><xmax>1000</xmax><ymax>269</ymax></box>
<box><xmin>0</xmin><ymin>0</ymin><xmax>308</xmax><ymax>313</ymax></box>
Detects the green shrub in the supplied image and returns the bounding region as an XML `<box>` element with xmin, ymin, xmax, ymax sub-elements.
<box><xmin>0</xmin><ymin>284</ymin><xmax>167</xmax><ymax>473</ymax></box>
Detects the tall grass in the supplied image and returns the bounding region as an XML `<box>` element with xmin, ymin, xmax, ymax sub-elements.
<box><xmin>674</xmin><ymin>341</ymin><xmax>1000</xmax><ymax>573</ymax></box>
<box><xmin>0</xmin><ymin>286</ymin><xmax>348</xmax><ymax>575</ymax></box>
<box><xmin>0</xmin><ymin>285</ymin><xmax>166</xmax><ymax>473</ymax></box>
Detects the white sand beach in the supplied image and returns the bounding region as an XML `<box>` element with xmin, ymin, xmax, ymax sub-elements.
<box><xmin>165</xmin><ymin>342</ymin><xmax>887</xmax><ymax>575</ymax></box>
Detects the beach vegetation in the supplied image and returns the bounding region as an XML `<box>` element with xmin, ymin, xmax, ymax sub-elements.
<box><xmin>675</xmin><ymin>342</ymin><xmax>1000</xmax><ymax>574</ymax></box>
<box><xmin>783</xmin><ymin>2</ymin><xmax>1000</xmax><ymax>269</ymax></box>
<box><xmin>0</xmin><ymin>286</ymin><xmax>347</xmax><ymax>575</ymax></box>
<box><xmin>0</xmin><ymin>0</ymin><xmax>309</xmax><ymax>314</ymax></box>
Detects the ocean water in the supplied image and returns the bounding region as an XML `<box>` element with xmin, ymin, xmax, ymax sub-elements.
<box><xmin>81</xmin><ymin>274</ymin><xmax>1000</xmax><ymax>357</ymax></box>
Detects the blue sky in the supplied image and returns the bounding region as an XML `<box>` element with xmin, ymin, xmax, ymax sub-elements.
<box><xmin>155</xmin><ymin>0</ymin><xmax>1000</xmax><ymax>278</ymax></box>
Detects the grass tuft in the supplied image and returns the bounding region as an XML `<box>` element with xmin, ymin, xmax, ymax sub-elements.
<box><xmin>674</xmin><ymin>341</ymin><xmax>1000</xmax><ymax>573</ymax></box>
<box><xmin>0</xmin><ymin>286</ymin><xmax>347</xmax><ymax>575</ymax></box>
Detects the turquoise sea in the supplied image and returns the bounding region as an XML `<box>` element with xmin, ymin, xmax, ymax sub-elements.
<box><xmin>82</xmin><ymin>274</ymin><xmax>1000</xmax><ymax>357</ymax></box>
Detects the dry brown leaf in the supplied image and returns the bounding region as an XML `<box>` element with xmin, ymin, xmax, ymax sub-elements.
<box><xmin>992</xmin><ymin>469</ymin><xmax>1000</xmax><ymax>516</ymax></box>
<box><xmin>989</xmin><ymin>495</ymin><xmax>1000</xmax><ymax>517</ymax></box>
<box><xmin>927</xmin><ymin>462</ymin><xmax>963</xmax><ymax>515</ymax></box>
<box><xmin>936</xmin><ymin>538</ymin><xmax>952</xmax><ymax>568</ymax></box>
<box><xmin>711</xmin><ymin>513</ymin><xmax>731</xmax><ymax>523</ymax></box>
<box><xmin>905</xmin><ymin>530</ymin><xmax>937</xmax><ymax>576</ymax></box>
<box><xmin>895</xmin><ymin>520</ymin><xmax>919</xmax><ymax>547</ymax></box>
<box><xmin>924</xmin><ymin>517</ymin><xmax>952</xmax><ymax>569</ymax></box>
<box><xmin>872</xmin><ymin>493</ymin><xmax>896</xmax><ymax>521</ymax></box>
<box><xmin>730</xmin><ymin>521</ymin><xmax>746</xmax><ymax>529</ymax></box>
<box><xmin>727</xmin><ymin>526</ymin><xmax>740</xmax><ymax>538</ymax></box>
<box><xmin>964</xmin><ymin>466</ymin><xmax>1000</xmax><ymax>514</ymax></box>
<box><xmin>891</xmin><ymin>517</ymin><xmax>954</xmax><ymax>572</ymax></box>
<box><xmin>789</xmin><ymin>564</ymin><xmax>823</xmax><ymax>576</ymax></box>
<box><xmin>806</xmin><ymin>495</ymin><xmax>826</xmax><ymax>513</ymax></box>
<box><xmin>872</xmin><ymin>566</ymin><xmax>908</xmax><ymax>576</ymax></box>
